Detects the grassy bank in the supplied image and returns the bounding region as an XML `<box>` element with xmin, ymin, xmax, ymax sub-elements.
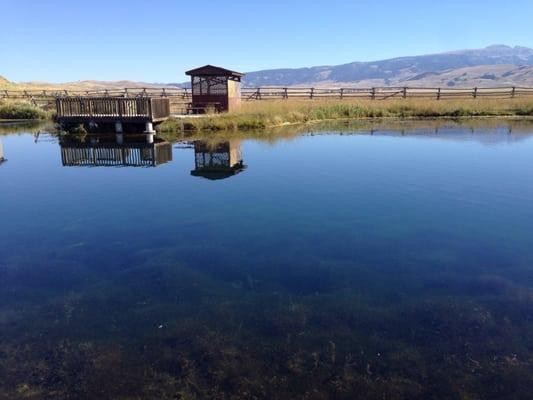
<box><xmin>158</xmin><ymin>98</ymin><xmax>533</xmax><ymax>134</ymax></box>
<box><xmin>0</xmin><ymin>101</ymin><xmax>50</xmax><ymax>120</ymax></box>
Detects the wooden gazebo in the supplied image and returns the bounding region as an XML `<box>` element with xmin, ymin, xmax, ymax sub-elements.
<box><xmin>185</xmin><ymin>65</ymin><xmax>244</xmax><ymax>113</ymax></box>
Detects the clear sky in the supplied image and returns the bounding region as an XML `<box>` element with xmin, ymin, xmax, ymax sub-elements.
<box><xmin>1</xmin><ymin>0</ymin><xmax>532</xmax><ymax>83</ymax></box>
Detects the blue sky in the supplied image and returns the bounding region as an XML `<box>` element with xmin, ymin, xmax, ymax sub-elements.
<box><xmin>1</xmin><ymin>0</ymin><xmax>532</xmax><ymax>83</ymax></box>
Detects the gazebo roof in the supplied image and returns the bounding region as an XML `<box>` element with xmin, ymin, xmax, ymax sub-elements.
<box><xmin>185</xmin><ymin>65</ymin><xmax>245</xmax><ymax>78</ymax></box>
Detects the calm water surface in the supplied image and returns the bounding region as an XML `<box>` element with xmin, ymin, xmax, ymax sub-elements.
<box><xmin>1</xmin><ymin>121</ymin><xmax>533</xmax><ymax>399</ymax></box>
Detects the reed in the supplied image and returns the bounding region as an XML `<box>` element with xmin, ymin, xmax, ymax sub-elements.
<box><xmin>157</xmin><ymin>98</ymin><xmax>533</xmax><ymax>134</ymax></box>
<box><xmin>0</xmin><ymin>100</ymin><xmax>50</xmax><ymax>120</ymax></box>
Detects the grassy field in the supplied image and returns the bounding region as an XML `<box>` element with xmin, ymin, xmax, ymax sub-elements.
<box><xmin>1</xmin><ymin>98</ymin><xmax>532</xmax><ymax>132</ymax></box>
<box><xmin>158</xmin><ymin>98</ymin><xmax>533</xmax><ymax>134</ymax></box>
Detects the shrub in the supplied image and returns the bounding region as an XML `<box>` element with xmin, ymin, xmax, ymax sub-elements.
<box><xmin>0</xmin><ymin>101</ymin><xmax>49</xmax><ymax>120</ymax></box>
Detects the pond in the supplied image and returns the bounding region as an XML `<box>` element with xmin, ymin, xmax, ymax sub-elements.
<box><xmin>1</xmin><ymin>120</ymin><xmax>533</xmax><ymax>399</ymax></box>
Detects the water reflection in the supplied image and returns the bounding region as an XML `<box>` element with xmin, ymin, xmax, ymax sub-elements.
<box><xmin>190</xmin><ymin>140</ymin><xmax>246</xmax><ymax>180</ymax></box>
<box><xmin>2</xmin><ymin>122</ymin><xmax>533</xmax><ymax>398</ymax></box>
<box><xmin>59</xmin><ymin>134</ymin><xmax>173</xmax><ymax>167</ymax></box>
<box><xmin>0</xmin><ymin>137</ymin><xmax>5</xmax><ymax>164</ymax></box>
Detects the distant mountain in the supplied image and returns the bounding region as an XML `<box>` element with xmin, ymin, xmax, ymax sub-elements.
<box><xmin>1</xmin><ymin>45</ymin><xmax>532</xmax><ymax>91</ymax></box>
<box><xmin>0</xmin><ymin>75</ymin><xmax>14</xmax><ymax>88</ymax></box>
<box><xmin>242</xmin><ymin>45</ymin><xmax>533</xmax><ymax>87</ymax></box>
<box><xmin>0</xmin><ymin>78</ymin><xmax>177</xmax><ymax>91</ymax></box>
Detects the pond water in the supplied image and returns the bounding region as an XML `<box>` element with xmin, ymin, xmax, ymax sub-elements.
<box><xmin>1</xmin><ymin>120</ymin><xmax>533</xmax><ymax>399</ymax></box>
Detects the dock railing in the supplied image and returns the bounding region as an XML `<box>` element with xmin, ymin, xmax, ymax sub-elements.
<box><xmin>55</xmin><ymin>97</ymin><xmax>170</xmax><ymax>122</ymax></box>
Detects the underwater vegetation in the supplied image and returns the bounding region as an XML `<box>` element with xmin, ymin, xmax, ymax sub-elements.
<box><xmin>2</xmin><ymin>253</ymin><xmax>533</xmax><ymax>400</ymax></box>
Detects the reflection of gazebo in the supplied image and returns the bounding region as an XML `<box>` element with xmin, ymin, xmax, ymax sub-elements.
<box><xmin>185</xmin><ymin>65</ymin><xmax>244</xmax><ymax>113</ymax></box>
<box><xmin>59</xmin><ymin>135</ymin><xmax>173</xmax><ymax>167</ymax></box>
<box><xmin>191</xmin><ymin>141</ymin><xmax>246</xmax><ymax>180</ymax></box>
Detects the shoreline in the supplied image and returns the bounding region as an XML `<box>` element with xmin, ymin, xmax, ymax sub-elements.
<box><xmin>157</xmin><ymin>98</ymin><xmax>533</xmax><ymax>134</ymax></box>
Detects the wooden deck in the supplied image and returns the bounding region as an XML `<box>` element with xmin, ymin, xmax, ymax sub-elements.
<box><xmin>56</xmin><ymin>97</ymin><xmax>171</xmax><ymax>123</ymax></box>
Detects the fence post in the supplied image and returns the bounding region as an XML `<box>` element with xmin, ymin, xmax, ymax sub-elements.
<box><xmin>257</xmin><ymin>88</ymin><xmax>261</xmax><ymax>100</ymax></box>
<box><xmin>283</xmin><ymin>87</ymin><xmax>288</xmax><ymax>99</ymax></box>
<box><xmin>511</xmin><ymin>86</ymin><xmax>516</xmax><ymax>98</ymax></box>
<box><xmin>402</xmin><ymin>87</ymin><xmax>407</xmax><ymax>99</ymax></box>
<box><xmin>436</xmin><ymin>88</ymin><xmax>441</xmax><ymax>100</ymax></box>
<box><xmin>371</xmin><ymin>87</ymin><xmax>376</xmax><ymax>100</ymax></box>
<box><xmin>473</xmin><ymin>87</ymin><xmax>478</xmax><ymax>99</ymax></box>
<box><xmin>340</xmin><ymin>88</ymin><xmax>344</xmax><ymax>100</ymax></box>
<box><xmin>310</xmin><ymin>88</ymin><xmax>314</xmax><ymax>99</ymax></box>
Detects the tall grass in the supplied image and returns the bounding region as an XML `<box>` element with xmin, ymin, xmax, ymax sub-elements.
<box><xmin>158</xmin><ymin>98</ymin><xmax>533</xmax><ymax>134</ymax></box>
<box><xmin>0</xmin><ymin>101</ymin><xmax>49</xmax><ymax>120</ymax></box>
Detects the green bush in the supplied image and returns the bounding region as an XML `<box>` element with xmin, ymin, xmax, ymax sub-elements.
<box><xmin>0</xmin><ymin>101</ymin><xmax>49</xmax><ymax>120</ymax></box>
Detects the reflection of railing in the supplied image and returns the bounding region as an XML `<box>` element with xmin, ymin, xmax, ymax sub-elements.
<box><xmin>60</xmin><ymin>140</ymin><xmax>172</xmax><ymax>167</ymax></box>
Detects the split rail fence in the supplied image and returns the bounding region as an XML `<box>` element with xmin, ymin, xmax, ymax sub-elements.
<box><xmin>2</xmin><ymin>86</ymin><xmax>532</xmax><ymax>114</ymax></box>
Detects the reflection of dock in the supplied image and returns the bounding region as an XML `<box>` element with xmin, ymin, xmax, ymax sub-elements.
<box><xmin>60</xmin><ymin>135</ymin><xmax>172</xmax><ymax>167</ymax></box>
<box><xmin>191</xmin><ymin>140</ymin><xmax>246</xmax><ymax>180</ymax></box>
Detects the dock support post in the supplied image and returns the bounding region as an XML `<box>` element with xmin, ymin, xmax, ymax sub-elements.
<box><xmin>144</xmin><ymin>122</ymin><xmax>155</xmax><ymax>133</ymax></box>
<box><xmin>115</xmin><ymin>121</ymin><xmax>124</xmax><ymax>144</ymax></box>
<box><xmin>145</xmin><ymin>121</ymin><xmax>155</xmax><ymax>143</ymax></box>
<box><xmin>144</xmin><ymin>122</ymin><xmax>155</xmax><ymax>135</ymax></box>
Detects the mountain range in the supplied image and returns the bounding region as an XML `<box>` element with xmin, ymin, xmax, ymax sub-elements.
<box><xmin>1</xmin><ymin>45</ymin><xmax>532</xmax><ymax>90</ymax></box>
<box><xmin>240</xmin><ymin>45</ymin><xmax>533</xmax><ymax>87</ymax></box>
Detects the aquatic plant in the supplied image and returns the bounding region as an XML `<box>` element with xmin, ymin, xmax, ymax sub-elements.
<box><xmin>0</xmin><ymin>100</ymin><xmax>49</xmax><ymax>120</ymax></box>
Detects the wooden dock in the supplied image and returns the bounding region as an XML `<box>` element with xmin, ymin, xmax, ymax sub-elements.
<box><xmin>55</xmin><ymin>97</ymin><xmax>171</xmax><ymax>128</ymax></box>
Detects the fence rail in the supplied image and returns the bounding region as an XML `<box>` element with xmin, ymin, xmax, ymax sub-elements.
<box><xmin>240</xmin><ymin>86</ymin><xmax>533</xmax><ymax>100</ymax></box>
<box><xmin>2</xmin><ymin>86</ymin><xmax>532</xmax><ymax>114</ymax></box>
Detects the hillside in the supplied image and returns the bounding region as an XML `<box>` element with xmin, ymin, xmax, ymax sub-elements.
<box><xmin>1</xmin><ymin>45</ymin><xmax>533</xmax><ymax>90</ymax></box>
<box><xmin>242</xmin><ymin>45</ymin><xmax>533</xmax><ymax>87</ymax></box>
<box><xmin>0</xmin><ymin>79</ymin><xmax>176</xmax><ymax>91</ymax></box>
<box><xmin>0</xmin><ymin>75</ymin><xmax>15</xmax><ymax>88</ymax></box>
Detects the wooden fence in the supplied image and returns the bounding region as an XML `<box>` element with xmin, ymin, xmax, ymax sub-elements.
<box><xmin>241</xmin><ymin>86</ymin><xmax>533</xmax><ymax>100</ymax></box>
<box><xmin>2</xmin><ymin>86</ymin><xmax>532</xmax><ymax>114</ymax></box>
